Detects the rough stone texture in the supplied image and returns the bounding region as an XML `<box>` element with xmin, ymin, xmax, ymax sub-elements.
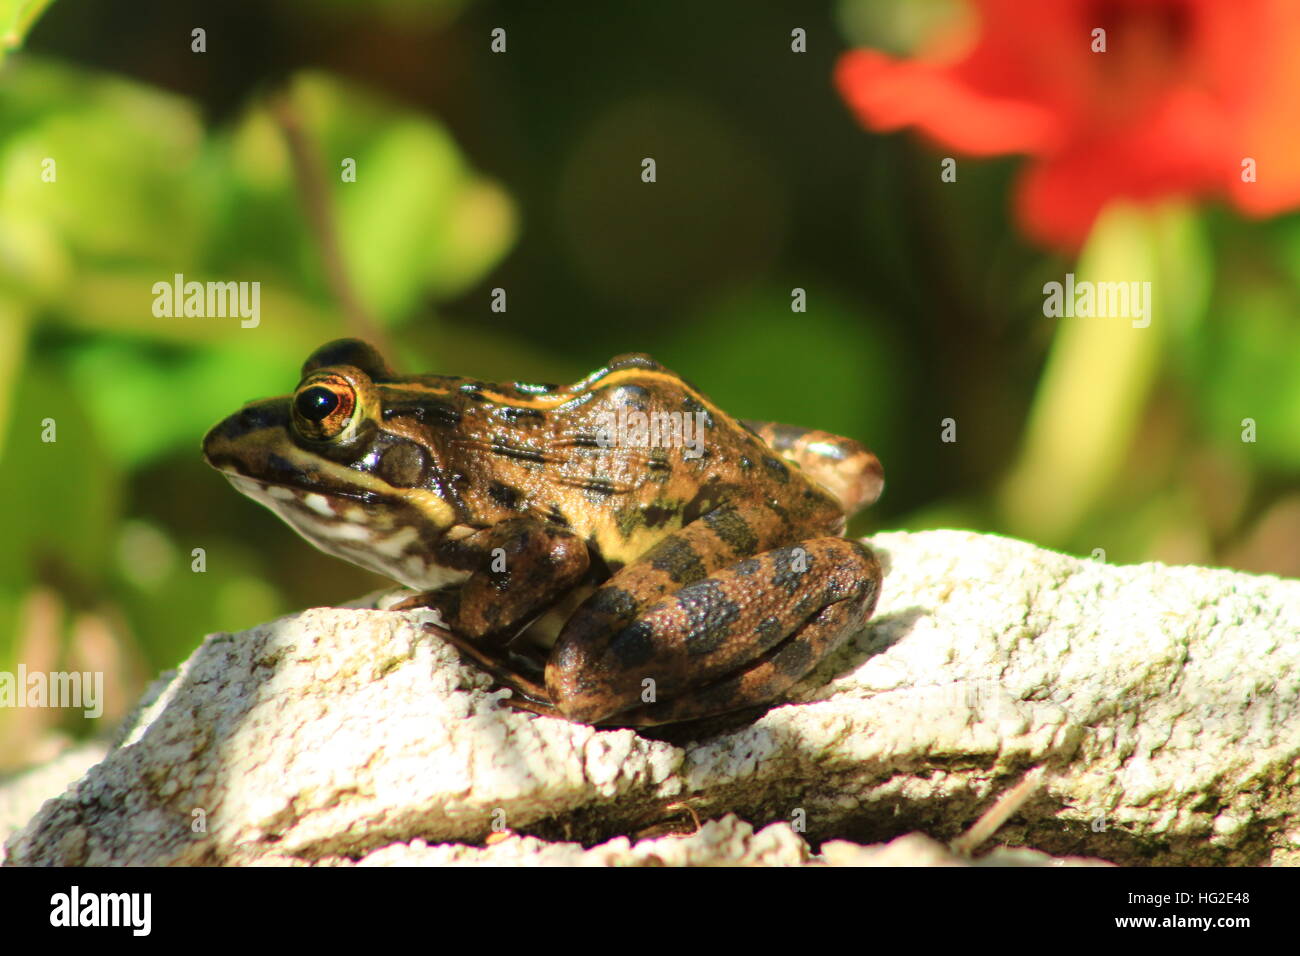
<box><xmin>5</xmin><ymin>530</ymin><xmax>1299</xmax><ymax>866</ymax></box>
<box><xmin>0</xmin><ymin>742</ymin><xmax>107</xmax><ymax>865</ymax></box>
<box><xmin>331</xmin><ymin>816</ymin><xmax>1109</xmax><ymax>866</ymax></box>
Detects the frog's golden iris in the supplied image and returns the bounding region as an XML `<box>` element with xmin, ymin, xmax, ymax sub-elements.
<box><xmin>291</xmin><ymin>374</ymin><xmax>356</xmax><ymax>441</ymax></box>
<box><xmin>204</xmin><ymin>339</ymin><xmax>885</xmax><ymax>726</ymax></box>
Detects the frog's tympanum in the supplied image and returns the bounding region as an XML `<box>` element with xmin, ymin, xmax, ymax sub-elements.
<box><xmin>204</xmin><ymin>339</ymin><xmax>884</xmax><ymax>726</ymax></box>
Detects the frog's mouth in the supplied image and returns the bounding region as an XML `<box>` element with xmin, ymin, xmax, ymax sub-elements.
<box><xmin>203</xmin><ymin>404</ymin><xmax>466</xmax><ymax>590</ymax></box>
<box><xmin>218</xmin><ymin>472</ymin><xmax>469</xmax><ymax>591</ymax></box>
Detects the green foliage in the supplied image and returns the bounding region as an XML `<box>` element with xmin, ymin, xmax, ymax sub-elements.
<box><xmin>0</xmin><ymin>53</ymin><xmax>517</xmax><ymax>757</ymax></box>
<box><xmin>0</xmin><ymin>0</ymin><xmax>54</xmax><ymax>63</ymax></box>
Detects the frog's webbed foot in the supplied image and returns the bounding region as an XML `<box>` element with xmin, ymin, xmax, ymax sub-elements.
<box><xmin>420</xmin><ymin>618</ymin><xmax>561</xmax><ymax>716</ymax></box>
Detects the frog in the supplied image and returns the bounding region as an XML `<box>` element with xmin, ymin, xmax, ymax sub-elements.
<box><xmin>202</xmin><ymin>338</ymin><xmax>884</xmax><ymax>727</ymax></box>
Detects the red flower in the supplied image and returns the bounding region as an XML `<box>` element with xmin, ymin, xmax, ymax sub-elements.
<box><xmin>835</xmin><ymin>0</ymin><xmax>1300</xmax><ymax>251</ymax></box>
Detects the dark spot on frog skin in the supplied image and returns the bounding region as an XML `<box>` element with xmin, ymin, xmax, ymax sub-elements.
<box><xmin>649</xmin><ymin>537</ymin><xmax>707</xmax><ymax>585</ymax></box>
<box><xmin>378</xmin><ymin>442</ymin><xmax>428</xmax><ymax>487</ymax></box>
<box><xmin>755</xmin><ymin>615</ymin><xmax>785</xmax><ymax>648</ymax></box>
<box><xmin>734</xmin><ymin>558</ymin><xmax>761</xmax><ymax>577</ymax></box>
<box><xmin>763</xmin><ymin>497</ymin><xmax>791</xmax><ymax>523</ymax></box>
<box><xmin>610</xmin><ymin>620</ymin><xmax>655</xmax><ymax>667</ymax></box>
<box><xmin>822</xmin><ymin>578</ymin><xmax>858</xmax><ymax>604</ymax></box>
<box><xmin>545</xmin><ymin>504</ymin><xmax>570</xmax><ymax>528</ymax></box>
<box><xmin>682</xmin><ymin>478</ymin><xmax>728</xmax><ymax>524</ymax></box>
<box><xmin>512</xmin><ymin>381</ymin><xmax>559</xmax><ymax>395</ymax></box>
<box><xmin>488</xmin><ymin>481</ymin><xmax>525</xmax><ymax>510</ymax></box>
<box><xmin>579</xmin><ymin>478</ymin><xmax>618</xmax><ymax>502</ymax></box>
<box><xmin>614</xmin><ymin>505</ymin><xmax>641</xmax><ymax>538</ymax></box>
<box><xmin>738</xmin><ymin>456</ymin><xmax>753</xmax><ymax>471</ymax></box>
<box><xmin>383</xmin><ymin>399</ymin><xmax>461</xmax><ymax>429</ymax></box>
<box><xmin>642</xmin><ymin>502</ymin><xmax>679</xmax><ymax>530</ymax></box>
<box><xmin>677</xmin><ymin>580</ymin><xmax>741</xmax><ymax>656</ymax></box>
<box><xmin>762</xmin><ymin>456</ymin><xmax>789</xmax><ymax>481</ymax></box>
<box><xmin>773</xmin><ymin>638</ymin><xmax>813</xmax><ymax>676</ymax></box>
<box><xmin>680</xmin><ymin>395</ymin><xmax>714</xmax><ymax>429</ymax></box>
<box><xmin>498</xmin><ymin>406</ymin><xmax>546</xmax><ymax>425</ymax></box>
<box><xmin>703</xmin><ymin>674</ymin><xmax>744</xmax><ymax>709</ymax></box>
<box><xmin>584</xmin><ymin>586</ymin><xmax>640</xmax><ymax>620</ymax></box>
<box><xmin>792</xmin><ymin>593</ymin><xmax>818</xmax><ymax>620</ymax></box>
<box><xmin>770</xmin><ymin>547</ymin><xmax>810</xmax><ymax>593</ymax></box>
<box><xmin>489</xmin><ymin>442</ymin><xmax>547</xmax><ymax>464</ymax></box>
<box><xmin>703</xmin><ymin>507</ymin><xmax>758</xmax><ymax>556</ymax></box>
<box><xmin>646</xmin><ymin>453</ymin><xmax>671</xmax><ymax>472</ymax></box>
<box><xmin>571</xmin><ymin>434</ymin><xmax>606</xmax><ymax>449</ymax></box>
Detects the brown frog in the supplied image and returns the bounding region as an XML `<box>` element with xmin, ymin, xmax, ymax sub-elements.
<box><xmin>203</xmin><ymin>339</ymin><xmax>884</xmax><ymax>726</ymax></box>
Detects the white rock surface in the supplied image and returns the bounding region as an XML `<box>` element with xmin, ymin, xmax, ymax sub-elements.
<box><xmin>6</xmin><ymin>530</ymin><xmax>1299</xmax><ymax>866</ymax></box>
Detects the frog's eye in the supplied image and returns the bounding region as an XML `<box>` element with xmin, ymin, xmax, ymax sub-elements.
<box><xmin>291</xmin><ymin>376</ymin><xmax>356</xmax><ymax>441</ymax></box>
<box><xmin>296</xmin><ymin>386</ymin><xmax>338</xmax><ymax>421</ymax></box>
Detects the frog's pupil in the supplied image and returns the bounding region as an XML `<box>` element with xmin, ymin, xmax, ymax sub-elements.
<box><xmin>296</xmin><ymin>387</ymin><xmax>338</xmax><ymax>422</ymax></box>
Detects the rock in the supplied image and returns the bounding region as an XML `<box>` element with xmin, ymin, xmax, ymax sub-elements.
<box><xmin>6</xmin><ymin>530</ymin><xmax>1300</xmax><ymax>866</ymax></box>
<box><xmin>0</xmin><ymin>741</ymin><xmax>108</xmax><ymax>864</ymax></box>
<box><xmin>345</xmin><ymin>814</ymin><xmax>810</xmax><ymax>867</ymax></box>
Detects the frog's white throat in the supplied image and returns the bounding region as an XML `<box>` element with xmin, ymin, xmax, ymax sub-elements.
<box><xmin>226</xmin><ymin>475</ymin><xmax>470</xmax><ymax>591</ymax></box>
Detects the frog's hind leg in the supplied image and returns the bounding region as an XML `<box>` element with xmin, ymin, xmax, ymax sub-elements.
<box><xmin>548</xmin><ymin>536</ymin><xmax>882</xmax><ymax>726</ymax></box>
<box><xmin>742</xmin><ymin>420</ymin><xmax>884</xmax><ymax>517</ymax></box>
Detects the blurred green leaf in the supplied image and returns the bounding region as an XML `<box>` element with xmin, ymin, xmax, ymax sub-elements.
<box><xmin>999</xmin><ymin>203</ymin><xmax>1210</xmax><ymax>543</ymax></box>
<box><xmin>286</xmin><ymin>73</ymin><xmax>517</xmax><ymax>326</ymax></box>
<box><xmin>1196</xmin><ymin>285</ymin><xmax>1300</xmax><ymax>471</ymax></box>
<box><xmin>0</xmin><ymin>354</ymin><xmax>122</xmax><ymax>592</ymax></box>
<box><xmin>656</xmin><ymin>285</ymin><xmax>903</xmax><ymax>456</ymax></box>
<box><xmin>63</xmin><ymin>342</ymin><xmax>296</xmax><ymax>469</ymax></box>
<box><xmin>0</xmin><ymin>0</ymin><xmax>55</xmax><ymax>63</ymax></box>
<box><xmin>0</xmin><ymin>59</ymin><xmax>206</xmax><ymax>267</ymax></box>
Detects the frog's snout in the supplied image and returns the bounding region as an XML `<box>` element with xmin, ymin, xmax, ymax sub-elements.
<box><xmin>203</xmin><ymin>399</ymin><xmax>289</xmax><ymax>467</ymax></box>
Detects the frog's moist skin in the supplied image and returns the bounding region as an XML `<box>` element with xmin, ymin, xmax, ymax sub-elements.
<box><xmin>203</xmin><ymin>338</ymin><xmax>884</xmax><ymax>726</ymax></box>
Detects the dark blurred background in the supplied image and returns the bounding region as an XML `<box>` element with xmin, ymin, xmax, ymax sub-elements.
<box><xmin>2</xmin><ymin>0</ymin><xmax>1298</xmax><ymax>766</ymax></box>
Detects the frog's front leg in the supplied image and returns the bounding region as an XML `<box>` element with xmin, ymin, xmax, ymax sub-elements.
<box><xmin>398</xmin><ymin>517</ymin><xmax>590</xmax><ymax>644</ymax></box>
<box><xmin>547</xmin><ymin>508</ymin><xmax>881</xmax><ymax>726</ymax></box>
